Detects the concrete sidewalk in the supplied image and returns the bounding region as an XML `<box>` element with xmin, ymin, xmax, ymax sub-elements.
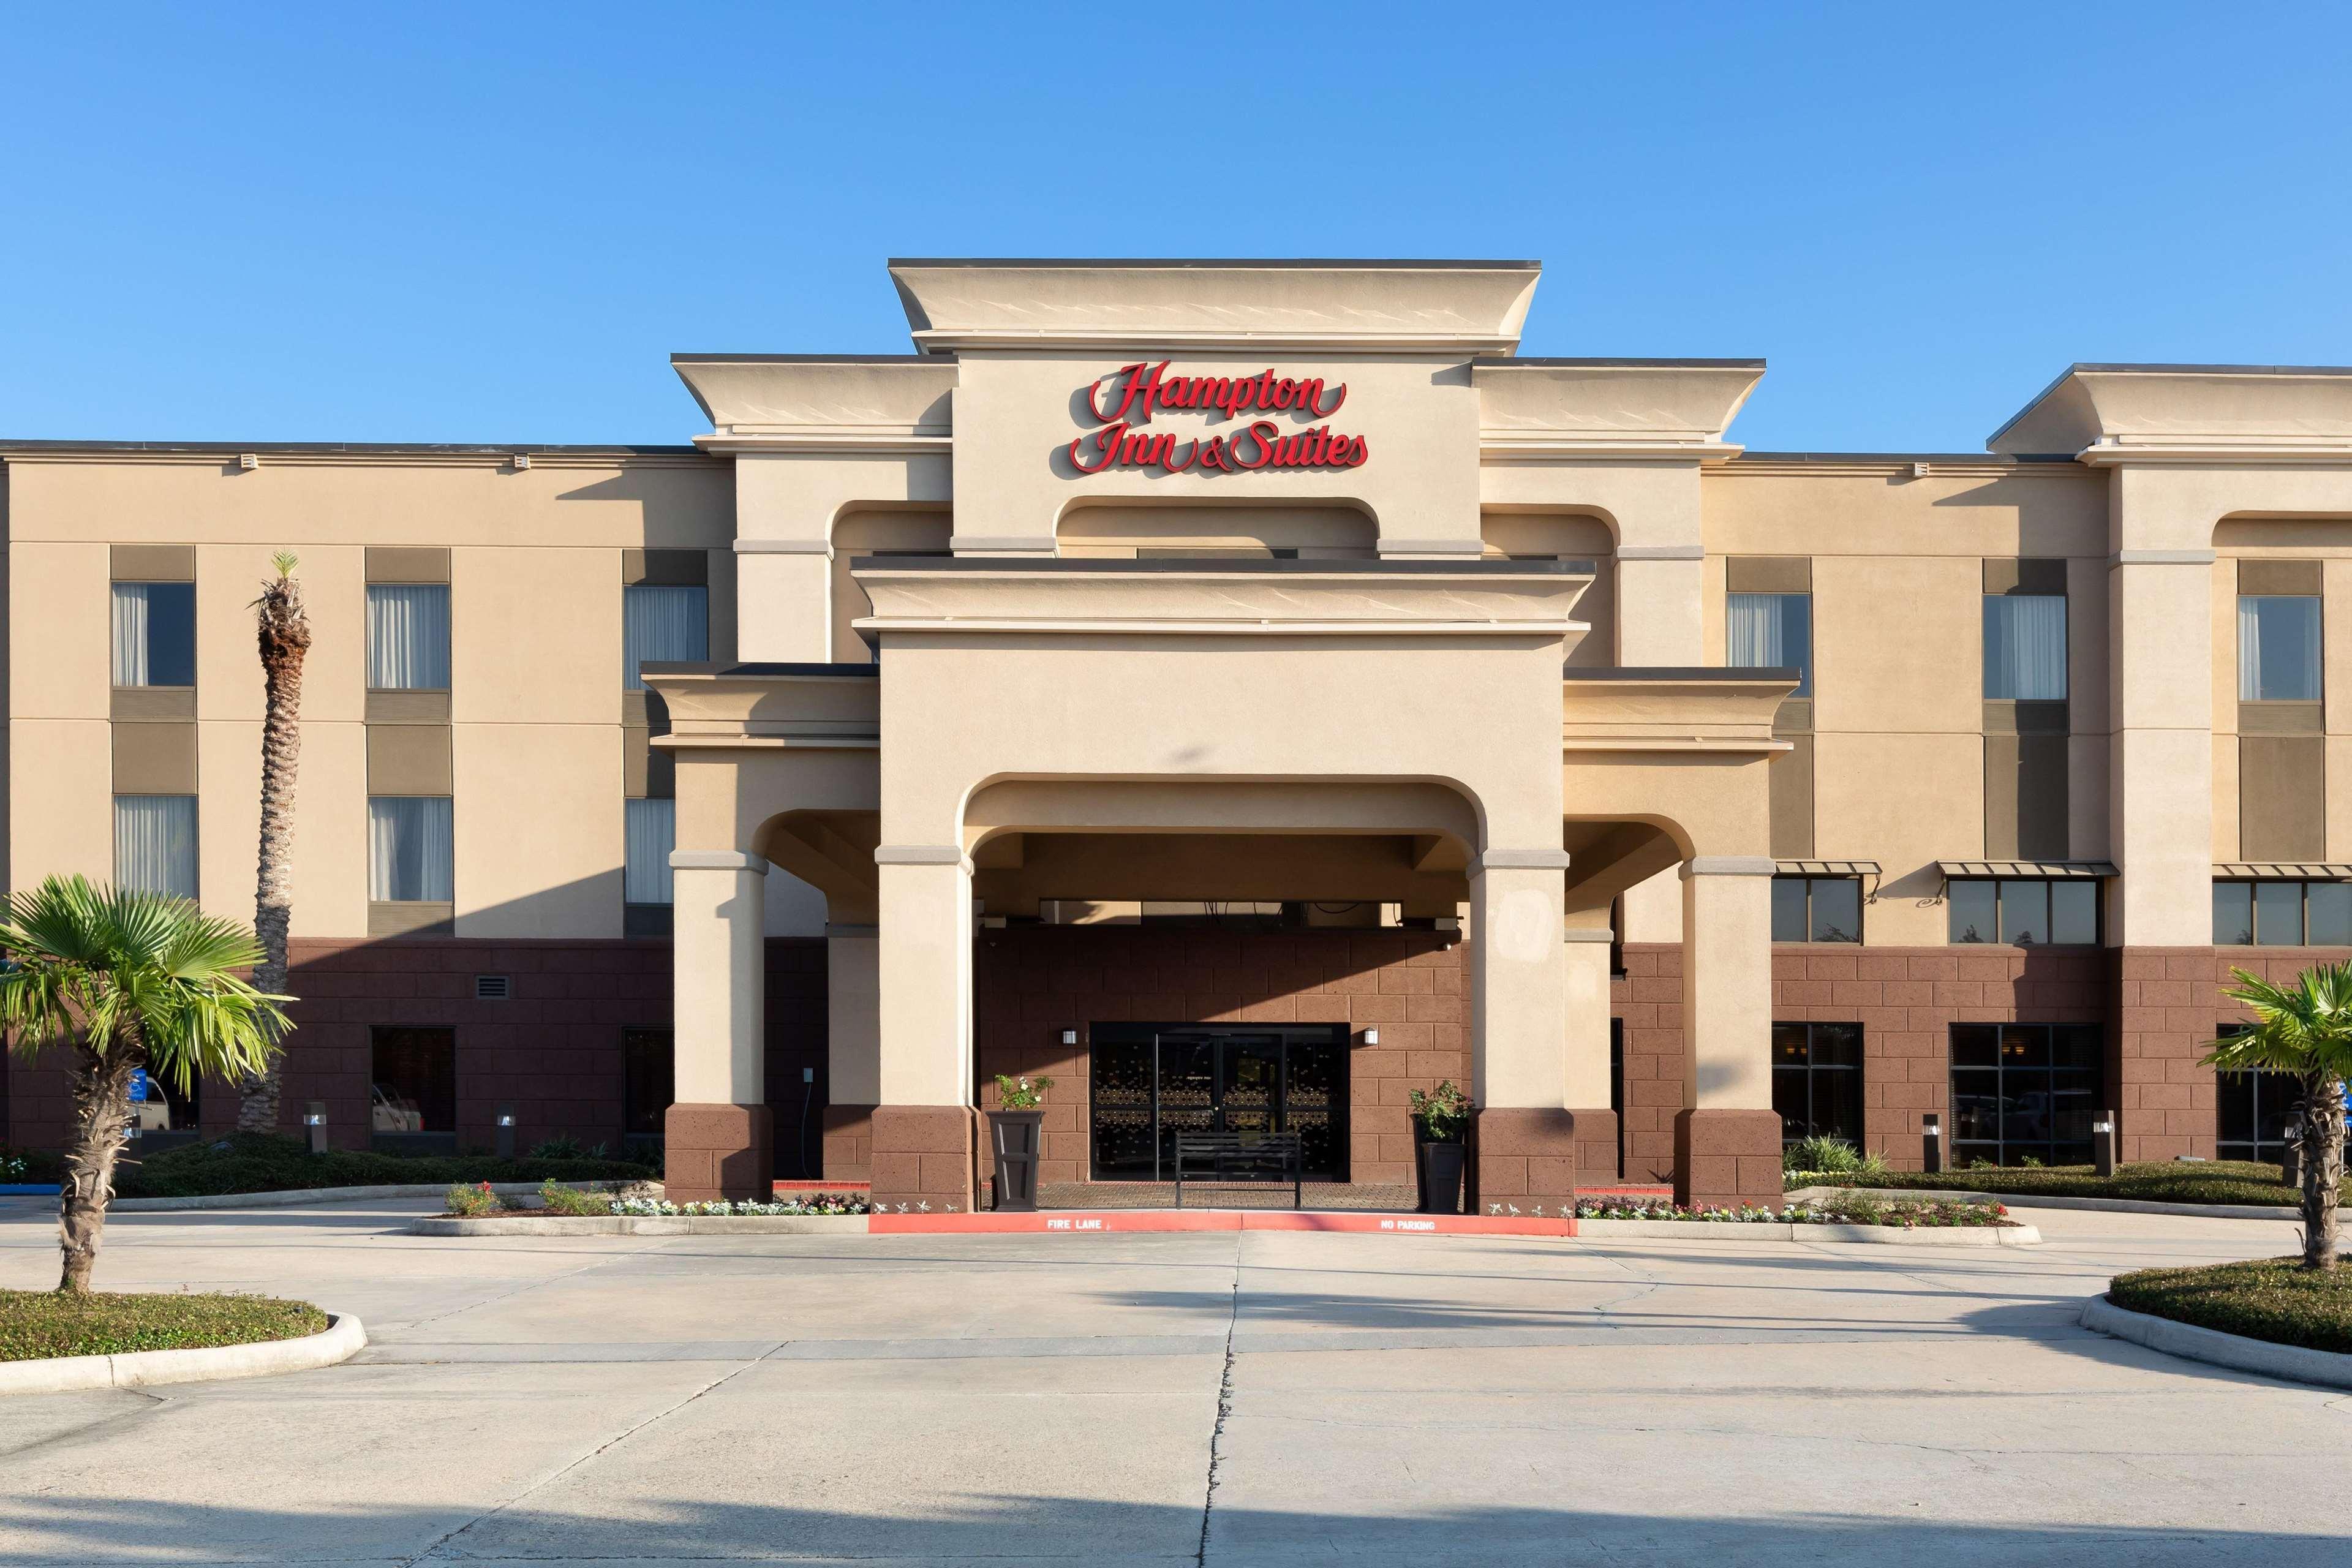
<box><xmin>0</xmin><ymin>1196</ymin><xmax>2340</xmax><ymax>1565</ymax></box>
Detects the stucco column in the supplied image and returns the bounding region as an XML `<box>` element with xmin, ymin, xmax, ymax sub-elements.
<box><xmin>1616</xmin><ymin>545</ymin><xmax>1708</xmax><ymax>946</ymax></box>
<box><xmin>666</xmin><ymin>850</ymin><xmax>772</xmax><ymax>1202</ymax></box>
<box><xmin>1468</xmin><ymin>850</ymin><xmax>1577</xmax><ymax>1214</ymax></box>
<box><xmin>871</xmin><ymin>847</ymin><xmax>978</xmax><ymax>1213</ymax></box>
<box><xmin>1675</xmin><ymin>854</ymin><xmax>1781</xmax><ymax>1208</ymax></box>
<box><xmin>733</xmin><ymin>542</ymin><xmax>834</xmax><ymax>662</ymax></box>
<box><xmin>1563</xmin><ymin>924</ymin><xmax>1619</xmax><ymax>1182</ymax></box>
<box><xmin>2108</xmin><ymin>549</ymin><xmax>2215</xmax><ymax>946</ymax></box>
<box><xmin>821</xmin><ymin>922</ymin><xmax>880</xmax><ymax>1182</ymax></box>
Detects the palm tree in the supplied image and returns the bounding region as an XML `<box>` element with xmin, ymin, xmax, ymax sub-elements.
<box><xmin>238</xmin><ymin>552</ymin><xmax>309</xmax><ymax>1133</ymax></box>
<box><xmin>2208</xmin><ymin>963</ymin><xmax>2352</xmax><ymax>1270</ymax></box>
<box><xmin>0</xmin><ymin>876</ymin><xmax>288</xmax><ymax>1292</ymax></box>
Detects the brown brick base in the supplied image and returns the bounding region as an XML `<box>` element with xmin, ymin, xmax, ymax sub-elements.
<box><xmin>1471</xmin><ymin>1107</ymin><xmax>1579</xmax><ymax>1215</ymax></box>
<box><xmin>665</xmin><ymin>1102</ymin><xmax>773</xmax><ymax>1203</ymax></box>
<box><xmin>870</xmin><ymin>1104</ymin><xmax>978</xmax><ymax>1214</ymax></box>
<box><xmin>1568</xmin><ymin>1107</ymin><xmax>1620</xmax><ymax>1185</ymax></box>
<box><xmin>1674</xmin><ymin>1108</ymin><xmax>1783</xmax><ymax>1209</ymax></box>
<box><xmin>821</xmin><ymin>1104</ymin><xmax>876</xmax><ymax>1182</ymax></box>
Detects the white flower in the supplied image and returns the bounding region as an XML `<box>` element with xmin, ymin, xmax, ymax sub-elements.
<box><xmin>917</xmin><ymin>1201</ymin><xmax>932</xmax><ymax>1213</ymax></box>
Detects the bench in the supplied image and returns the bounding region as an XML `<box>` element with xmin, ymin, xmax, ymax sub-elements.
<box><xmin>1172</xmin><ymin>1132</ymin><xmax>1303</xmax><ymax>1209</ymax></box>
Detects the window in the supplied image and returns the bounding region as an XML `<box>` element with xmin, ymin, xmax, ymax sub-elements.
<box><xmin>371</xmin><ymin>1026</ymin><xmax>456</xmax><ymax>1148</ymax></box>
<box><xmin>1772</xmin><ymin>1022</ymin><xmax>1863</xmax><ymax>1145</ymax></box>
<box><xmin>624</xmin><ymin>584</ymin><xmax>709</xmax><ymax>689</ymax></box>
<box><xmin>2215</xmin><ymin>1027</ymin><xmax>2301</xmax><ymax>1163</ymax></box>
<box><xmin>129</xmin><ymin>1064</ymin><xmax>198</xmax><ymax>1136</ymax></box>
<box><xmin>1949</xmin><ymin>1023</ymin><xmax>2103</xmax><ymax>1166</ymax></box>
<box><xmin>113</xmin><ymin>795</ymin><xmax>198</xmax><ymax>899</ymax></box>
<box><xmin>368</xmin><ymin>796</ymin><xmax>453</xmax><ymax>902</ymax></box>
<box><xmin>624</xmin><ymin>797</ymin><xmax>675</xmax><ymax>905</ymax></box>
<box><xmin>1948</xmin><ymin>878</ymin><xmax>2098</xmax><ymax>945</ymax></box>
<box><xmin>2214</xmin><ymin>880</ymin><xmax>2352</xmax><ymax>945</ymax></box>
<box><xmin>1983</xmin><ymin>594</ymin><xmax>2067</xmax><ymax>699</ymax></box>
<box><xmin>622</xmin><ymin>1028</ymin><xmax>674</xmax><ymax>1139</ymax></box>
<box><xmin>1727</xmin><ymin>592</ymin><xmax>1811</xmax><ymax>697</ymax></box>
<box><xmin>366</xmin><ymin>583</ymin><xmax>451</xmax><ymax>690</ymax></box>
<box><xmin>1771</xmin><ymin>876</ymin><xmax>1861</xmax><ymax>943</ymax></box>
<box><xmin>2239</xmin><ymin>594</ymin><xmax>2321</xmax><ymax>701</ymax></box>
<box><xmin>111</xmin><ymin>581</ymin><xmax>196</xmax><ymax>687</ymax></box>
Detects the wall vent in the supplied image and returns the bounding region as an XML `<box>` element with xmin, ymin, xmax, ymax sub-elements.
<box><xmin>474</xmin><ymin>974</ymin><xmax>512</xmax><ymax>1001</ymax></box>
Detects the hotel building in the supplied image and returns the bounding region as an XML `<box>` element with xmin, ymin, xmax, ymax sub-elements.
<box><xmin>4</xmin><ymin>258</ymin><xmax>2349</xmax><ymax>1210</ymax></box>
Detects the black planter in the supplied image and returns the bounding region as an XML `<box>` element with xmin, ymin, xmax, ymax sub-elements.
<box><xmin>1415</xmin><ymin>1136</ymin><xmax>1467</xmax><ymax>1215</ymax></box>
<box><xmin>989</xmin><ymin>1109</ymin><xmax>1046</xmax><ymax>1212</ymax></box>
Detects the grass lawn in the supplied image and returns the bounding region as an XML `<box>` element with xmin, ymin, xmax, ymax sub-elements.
<box><xmin>116</xmin><ymin>1131</ymin><xmax>652</xmax><ymax>1198</ymax></box>
<box><xmin>2109</xmin><ymin>1257</ymin><xmax>2352</xmax><ymax>1355</ymax></box>
<box><xmin>0</xmin><ymin>1289</ymin><xmax>327</xmax><ymax>1361</ymax></box>
<box><xmin>1787</xmin><ymin>1159</ymin><xmax>2297</xmax><ymax>1208</ymax></box>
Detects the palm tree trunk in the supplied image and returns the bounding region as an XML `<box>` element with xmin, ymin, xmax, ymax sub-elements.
<box><xmin>2302</xmin><ymin>1079</ymin><xmax>2345</xmax><ymax>1270</ymax></box>
<box><xmin>59</xmin><ymin>1041</ymin><xmax>139</xmax><ymax>1293</ymax></box>
<box><xmin>238</xmin><ymin>568</ymin><xmax>309</xmax><ymax>1133</ymax></box>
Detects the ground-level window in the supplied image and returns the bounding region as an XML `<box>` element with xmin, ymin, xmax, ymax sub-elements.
<box><xmin>2214</xmin><ymin>1023</ymin><xmax>2301</xmax><ymax>1162</ymax></box>
<box><xmin>1771</xmin><ymin>876</ymin><xmax>1861</xmax><ymax>942</ymax></box>
<box><xmin>2212</xmin><ymin>880</ymin><xmax>2352</xmax><ymax>945</ymax></box>
<box><xmin>372</xmin><ymin>1026</ymin><xmax>456</xmax><ymax>1152</ymax></box>
<box><xmin>1947</xmin><ymin>878</ymin><xmax>2098</xmax><ymax>945</ymax></box>
<box><xmin>1771</xmin><ymin>1022</ymin><xmax>1863</xmax><ymax>1145</ymax></box>
<box><xmin>1949</xmin><ymin>1023</ymin><xmax>2102</xmax><ymax>1166</ymax></box>
<box><xmin>129</xmin><ymin>1064</ymin><xmax>198</xmax><ymax>1139</ymax></box>
<box><xmin>622</xmin><ymin>1028</ymin><xmax>673</xmax><ymax>1147</ymax></box>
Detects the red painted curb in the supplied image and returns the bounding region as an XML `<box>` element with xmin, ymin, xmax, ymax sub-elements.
<box><xmin>865</xmin><ymin>1210</ymin><xmax>1574</xmax><ymax>1237</ymax></box>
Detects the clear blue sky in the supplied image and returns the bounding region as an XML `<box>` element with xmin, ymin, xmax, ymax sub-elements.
<box><xmin>5</xmin><ymin>3</ymin><xmax>2348</xmax><ymax>452</ymax></box>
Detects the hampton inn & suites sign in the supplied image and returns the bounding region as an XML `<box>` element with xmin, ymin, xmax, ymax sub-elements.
<box><xmin>1066</xmin><ymin>360</ymin><xmax>1370</xmax><ymax>475</ymax></box>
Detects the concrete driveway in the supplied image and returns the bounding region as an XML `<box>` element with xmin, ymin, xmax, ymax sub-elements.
<box><xmin>0</xmin><ymin>1196</ymin><xmax>2343</xmax><ymax>1566</ymax></box>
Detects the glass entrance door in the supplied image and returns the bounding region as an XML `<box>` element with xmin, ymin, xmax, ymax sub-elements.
<box><xmin>1087</xmin><ymin>1023</ymin><xmax>1348</xmax><ymax>1181</ymax></box>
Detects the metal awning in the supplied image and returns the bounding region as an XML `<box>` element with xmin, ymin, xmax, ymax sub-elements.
<box><xmin>2215</xmin><ymin>862</ymin><xmax>2352</xmax><ymax>880</ymax></box>
<box><xmin>1936</xmin><ymin>860</ymin><xmax>2118</xmax><ymax>879</ymax></box>
<box><xmin>1774</xmin><ymin>860</ymin><xmax>1880</xmax><ymax>877</ymax></box>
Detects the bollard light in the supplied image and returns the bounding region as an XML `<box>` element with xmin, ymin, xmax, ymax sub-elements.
<box><xmin>304</xmin><ymin>1101</ymin><xmax>328</xmax><ymax>1156</ymax></box>
<box><xmin>2092</xmin><ymin>1112</ymin><xmax>2117</xmax><ymax>1178</ymax></box>
<box><xmin>494</xmin><ymin>1105</ymin><xmax>517</xmax><ymax>1159</ymax></box>
<box><xmin>2282</xmin><ymin>1128</ymin><xmax>2304</xmax><ymax>1188</ymax></box>
<box><xmin>1921</xmin><ymin>1112</ymin><xmax>1944</xmax><ymax>1175</ymax></box>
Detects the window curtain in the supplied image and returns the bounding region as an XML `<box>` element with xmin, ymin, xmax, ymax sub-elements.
<box><xmin>111</xmin><ymin>584</ymin><xmax>153</xmax><ymax>686</ymax></box>
<box><xmin>1983</xmin><ymin>595</ymin><xmax>2067</xmax><ymax>700</ymax></box>
<box><xmin>114</xmin><ymin>795</ymin><xmax>198</xmax><ymax>899</ymax></box>
<box><xmin>369</xmin><ymin>796</ymin><xmax>454</xmax><ymax>902</ymax></box>
<box><xmin>366</xmin><ymin>584</ymin><xmax>451</xmax><ymax>690</ymax></box>
<box><xmin>623</xmin><ymin>585</ymin><xmax>709</xmax><ymax>690</ymax></box>
<box><xmin>625</xmin><ymin>797</ymin><xmax>676</xmax><ymax>904</ymax></box>
<box><xmin>2239</xmin><ymin>595</ymin><xmax>2322</xmax><ymax>701</ymax></box>
<box><xmin>1727</xmin><ymin>592</ymin><xmax>1811</xmax><ymax>697</ymax></box>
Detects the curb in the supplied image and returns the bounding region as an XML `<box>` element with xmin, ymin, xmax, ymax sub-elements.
<box><xmin>412</xmin><ymin>1214</ymin><xmax>867</xmax><ymax>1236</ymax></box>
<box><xmin>2079</xmin><ymin>1294</ymin><xmax>2352</xmax><ymax>1391</ymax></box>
<box><xmin>1577</xmin><ymin>1218</ymin><xmax>2040</xmax><ymax>1245</ymax></box>
<box><xmin>1784</xmin><ymin>1185</ymin><xmax>2297</xmax><ymax>1221</ymax></box>
<box><xmin>0</xmin><ymin>1311</ymin><xmax>366</xmax><ymax>1396</ymax></box>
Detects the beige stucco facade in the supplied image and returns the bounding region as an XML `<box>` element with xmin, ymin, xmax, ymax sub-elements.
<box><xmin>9</xmin><ymin>262</ymin><xmax>2352</xmax><ymax>1205</ymax></box>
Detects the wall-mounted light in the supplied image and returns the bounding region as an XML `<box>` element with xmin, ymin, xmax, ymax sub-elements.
<box><xmin>1060</xmin><ymin>1028</ymin><xmax>1079</xmax><ymax>1046</ymax></box>
<box><xmin>1362</xmin><ymin>1028</ymin><xmax>1380</xmax><ymax>1046</ymax></box>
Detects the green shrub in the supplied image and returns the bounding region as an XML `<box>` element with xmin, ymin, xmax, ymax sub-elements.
<box><xmin>121</xmin><ymin>1132</ymin><xmax>652</xmax><ymax>1199</ymax></box>
<box><xmin>445</xmin><ymin>1182</ymin><xmax>501</xmax><ymax>1218</ymax></box>
<box><xmin>527</xmin><ymin>1135</ymin><xmax>610</xmax><ymax>1161</ymax></box>
<box><xmin>2109</xmin><ymin>1256</ymin><xmax>2352</xmax><ymax>1354</ymax></box>
<box><xmin>1784</xmin><ymin>1134</ymin><xmax>1865</xmax><ymax>1175</ymax></box>
<box><xmin>1</xmin><ymin>1289</ymin><xmax>325</xmax><ymax>1361</ymax></box>
<box><xmin>0</xmin><ymin>1145</ymin><xmax>63</xmax><ymax>1185</ymax></box>
<box><xmin>537</xmin><ymin>1180</ymin><xmax>612</xmax><ymax>1217</ymax></box>
<box><xmin>1787</xmin><ymin>1159</ymin><xmax>2297</xmax><ymax>1208</ymax></box>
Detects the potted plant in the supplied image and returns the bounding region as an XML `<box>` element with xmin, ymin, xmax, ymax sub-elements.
<box><xmin>988</xmin><ymin>1073</ymin><xmax>1054</xmax><ymax>1212</ymax></box>
<box><xmin>1409</xmin><ymin>1079</ymin><xmax>1473</xmax><ymax>1215</ymax></box>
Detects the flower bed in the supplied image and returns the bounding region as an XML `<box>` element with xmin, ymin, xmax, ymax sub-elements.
<box><xmin>442</xmin><ymin>1180</ymin><xmax>872</xmax><ymax>1218</ymax></box>
<box><xmin>1569</xmin><ymin>1196</ymin><xmax>2013</xmax><ymax>1227</ymax></box>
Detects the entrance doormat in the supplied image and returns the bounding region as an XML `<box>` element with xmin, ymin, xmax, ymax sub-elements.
<box><xmin>869</xmin><ymin>1209</ymin><xmax>1574</xmax><ymax>1237</ymax></box>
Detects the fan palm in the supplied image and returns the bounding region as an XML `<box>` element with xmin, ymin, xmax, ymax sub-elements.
<box><xmin>0</xmin><ymin>876</ymin><xmax>289</xmax><ymax>1292</ymax></box>
<box><xmin>2208</xmin><ymin>963</ymin><xmax>2352</xmax><ymax>1270</ymax></box>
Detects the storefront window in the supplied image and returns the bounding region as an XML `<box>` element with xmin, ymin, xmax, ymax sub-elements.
<box><xmin>1948</xmin><ymin>1023</ymin><xmax>2102</xmax><ymax>1166</ymax></box>
<box><xmin>372</xmin><ymin>1025</ymin><xmax>456</xmax><ymax>1152</ymax></box>
<box><xmin>1771</xmin><ymin>1022</ymin><xmax>1863</xmax><ymax>1145</ymax></box>
<box><xmin>622</xmin><ymin>1028</ymin><xmax>673</xmax><ymax>1142</ymax></box>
